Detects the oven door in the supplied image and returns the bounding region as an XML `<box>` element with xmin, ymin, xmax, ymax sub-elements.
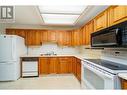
<box><xmin>81</xmin><ymin>62</ymin><xmax>116</xmax><ymax>89</ymax></box>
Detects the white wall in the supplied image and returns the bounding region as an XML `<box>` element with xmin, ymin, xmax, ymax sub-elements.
<box><xmin>78</xmin><ymin>46</ymin><xmax>102</xmax><ymax>59</ymax></box>
<box><xmin>101</xmin><ymin>48</ymin><xmax>127</xmax><ymax>65</ymax></box>
<box><xmin>28</xmin><ymin>43</ymin><xmax>80</xmax><ymax>55</ymax></box>
<box><xmin>0</xmin><ymin>23</ymin><xmax>7</xmax><ymax>34</ymax></box>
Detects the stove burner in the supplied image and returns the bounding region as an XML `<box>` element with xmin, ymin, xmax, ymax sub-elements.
<box><xmin>84</xmin><ymin>59</ymin><xmax>127</xmax><ymax>70</ymax></box>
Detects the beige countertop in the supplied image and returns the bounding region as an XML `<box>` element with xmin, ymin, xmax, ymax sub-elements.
<box><xmin>118</xmin><ymin>73</ymin><xmax>127</xmax><ymax>80</ymax></box>
<box><xmin>20</xmin><ymin>54</ymin><xmax>91</xmax><ymax>60</ymax></box>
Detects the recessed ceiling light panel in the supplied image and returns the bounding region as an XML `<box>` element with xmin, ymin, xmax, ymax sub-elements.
<box><xmin>41</xmin><ymin>14</ymin><xmax>80</xmax><ymax>24</ymax></box>
<box><xmin>39</xmin><ymin>6</ymin><xmax>87</xmax><ymax>14</ymax></box>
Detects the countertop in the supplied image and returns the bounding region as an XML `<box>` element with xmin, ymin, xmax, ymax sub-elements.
<box><xmin>20</xmin><ymin>54</ymin><xmax>95</xmax><ymax>60</ymax></box>
<box><xmin>118</xmin><ymin>73</ymin><xmax>127</xmax><ymax>80</ymax></box>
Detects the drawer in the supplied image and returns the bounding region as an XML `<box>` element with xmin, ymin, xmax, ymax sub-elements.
<box><xmin>22</xmin><ymin>72</ymin><xmax>38</xmax><ymax>77</ymax></box>
<box><xmin>22</xmin><ymin>62</ymin><xmax>38</xmax><ymax>72</ymax></box>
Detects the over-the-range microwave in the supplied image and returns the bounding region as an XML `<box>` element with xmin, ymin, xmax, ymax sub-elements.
<box><xmin>91</xmin><ymin>21</ymin><xmax>127</xmax><ymax>47</ymax></box>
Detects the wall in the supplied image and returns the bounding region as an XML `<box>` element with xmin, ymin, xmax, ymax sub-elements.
<box><xmin>78</xmin><ymin>46</ymin><xmax>102</xmax><ymax>59</ymax></box>
<box><xmin>101</xmin><ymin>48</ymin><xmax>127</xmax><ymax>65</ymax></box>
<box><xmin>0</xmin><ymin>23</ymin><xmax>7</xmax><ymax>34</ymax></box>
<box><xmin>28</xmin><ymin>43</ymin><xmax>80</xmax><ymax>55</ymax></box>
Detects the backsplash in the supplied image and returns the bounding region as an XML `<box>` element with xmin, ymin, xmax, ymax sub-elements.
<box><xmin>78</xmin><ymin>46</ymin><xmax>102</xmax><ymax>59</ymax></box>
<box><xmin>28</xmin><ymin>43</ymin><xmax>80</xmax><ymax>55</ymax></box>
<box><xmin>101</xmin><ymin>48</ymin><xmax>127</xmax><ymax>65</ymax></box>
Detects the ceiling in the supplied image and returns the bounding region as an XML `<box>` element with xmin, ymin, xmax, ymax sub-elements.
<box><xmin>7</xmin><ymin>5</ymin><xmax>109</xmax><ymax>29</ymax></box>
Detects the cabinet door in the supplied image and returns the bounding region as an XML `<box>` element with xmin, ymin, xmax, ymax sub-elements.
<box><xmin>6</xmin><ymin>29</ymin><xmax>26</xmax><ymax>39</ymax></box>
<box><xmin>85</xmin><ymin>21</ymin><xmax>94</xmax><ymax>45</ymax></box>
<box><xmin>68</xmin><ymin>57</ymin><xmax>73</xmax><ymax>73</ymax></box>
<box><xmin>6</xmin><ymin>29</ymin><xmax>16</xmax><ymax>35</ymax></box>
<box><xmin>39</xmin><ymin>57</ymin><xmax>49</xmax><ymax>74</ymax></box>
<box><xmin>94</xmin><ymin>10</ymin><xmax>108</xmax><ymax>32</ymax></box>
<box><xmin>59</xmin><ymin>57</ymin><xmax>70</xmax><ymax>73</ymax></box>
<box><xmin>48</xmin><ymin>30</ymin><xmax>57</xmax><ymax>42</ymax></box>
<box><xmin>42</xmin><ymin>30</ymin><xmax>48</xmax><ymax>43</ymax></box>
<box><xmin>109</xmin><ymin>6</ymin><xmax>127</xmax><ymax>26</ymax></box>
<box><xmin>72</xmin><ymin>57</ymin><xmax>77</xmax><ymax>76</ymax></box>
<box><xmin>26</xmin><ymin>30</ymin><xmax>42</xmax><ymax>46</ymax></box>
<box><xmin>49</xmin><ymin>58</ymin><xmax>59</xmax><ymax>74</ymax></box>
<box><xmin>121</xmin><ymin>79</ymin><xmax>127</xmax><ymax>89</ymax></box>
<box><xmin>72</xmin><ymin>29</ymin><xmax>82</xmax><ymax>46</ymax></box>
<box><xmin>76</xmin><ymin>58</ymin><xmax>81</xmax><ymax>82</ymax></box>
<box><xmin>82</xmin><ymin>27</ymin><xmax>86</xmax><ymax>45</ymax></box>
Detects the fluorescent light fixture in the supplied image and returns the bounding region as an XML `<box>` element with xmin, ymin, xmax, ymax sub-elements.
<box><xmin>38</xmin><ymin>6</ymin><xmax>87</xmax><ymax>14</ymax></box>
<box><xmin>38</xmin><ymin>5</ymin><xmax>88</xmax><ymax>25</ymax></box>
<box><xmin>41</xmin><ymin>14</ymin><xmax>80</xmax><ymax>24</ymax></box>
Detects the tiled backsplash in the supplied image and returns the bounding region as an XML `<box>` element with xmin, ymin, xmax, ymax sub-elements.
<box><xmin>28</xmin><ymin>43</ymin><xmax>80</xmax><ymax>55</ymax></box>
<box><xmin>78</xmin><ymin>46</ymin><xmax>102</xmax><ymax>59</ymax></box>
<box><xmin>101</xmin><ymin>48</ymin><xmax>127</xmax><ymax>65</ymax></box>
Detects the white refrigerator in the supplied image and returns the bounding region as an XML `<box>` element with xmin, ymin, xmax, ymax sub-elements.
<box><xmin>0</xmin><ymin>35</ymin><xmax>27</xmax><ymax>81</ymax></box>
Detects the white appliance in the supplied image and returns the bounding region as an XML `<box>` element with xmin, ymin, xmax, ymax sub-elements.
<box><xmin>81</xmin><ymin>59</ymin><xmax>127</xmax><ymax>89</ymax></box>
<box><xmin>0</xmin><ymin>35</ymin><xmax>27</xmax><ymax>81</ymax></box>
<box><xmin>22</xmin><ymin>57</ymin><xmax>38</xmax><ymax>77</ymax></box>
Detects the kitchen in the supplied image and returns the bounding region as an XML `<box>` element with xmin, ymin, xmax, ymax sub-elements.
<box><xmin>0</xmin><ymin>5</ymin><xmax>127</xmax><ymax>90</ymax></box>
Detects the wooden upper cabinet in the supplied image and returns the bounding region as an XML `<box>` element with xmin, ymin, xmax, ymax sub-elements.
<box><xmin>6</xmin><ymin>29</ymin><xmax>26</xmax><ymax>39</ymax></box>
<box><xmin>82</xmin><ymin>27</ymin><xmax>86</xmax><ymax>45</ymax></box>
<box><xmin>57</xmin><ymin>30</ymin><xmax>72</xmax><ymax>46</ymax></box>
<box><xmin>26</xmin><ymin>30</ymin><xmax>42</xmax><ymax>46</ymax></box>
<box><xmin>94</xmin><ymin>10</ymin><xmax>108</xmax><ymax>32</ymax></box>
<box><xmin>41</xmin><ymin>30</ymin><xmax>57</xmax><ymax>43</ymax></box>
<box><xmin>48</xmin><ymin>30</ymin><xmax>57</xmax><ymax>42</ymax></box>
<box><xmin>41</xmin><ymin>30</ymin><xmax>48</xmax><ymax>43</ymax></box>
<box><xmin>82</xmin><ymin>20</ymin><xmax>94</xmax><ymax>45</ymax></box>
<box><xmin>72</xmin><ymin>29</ymin><xmax>82</xmax><ymax>46</ymax></box>
<box><xmin>108</xmin><ymin>6</ymin><xmax>127</xmax><ymax>26</ymax></box>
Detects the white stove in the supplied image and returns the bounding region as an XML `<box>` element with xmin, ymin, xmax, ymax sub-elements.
<box><xmin>81</xmin><ymin>59</ymin><xmax>127</xmax><ymax>89</ymax></box>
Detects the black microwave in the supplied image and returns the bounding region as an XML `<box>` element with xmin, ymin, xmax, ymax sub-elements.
<box><xmin>91</xmin><ymin>28</ymin><xmax>122</xmax><ymax>47</ymax></box>
<box><xmin>91</xmin><ymin>21</ymin><xmax>127</xmax><ymax>47</ymax></box>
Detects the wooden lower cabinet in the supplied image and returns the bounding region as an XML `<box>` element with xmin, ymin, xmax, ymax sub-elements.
<box><xmin>76</xmin><ymin>58</ymin><xmax>81</xmax><ymax>82</ymax></box>
<box><xmin>39</xmin><ymin>57</ymin><xmax>81</xmax><ymax>82</ymax></box>
<box><xmin>121</xmin><ymin>79</ymin><xmax>127</xmax><ymax>89</ymax></box>
<box><xmin>39</xmin><ymin>57</ymin><xmax>49</xmax><ymax>74</ymax></box>
<box><xmin>58</xmin><ymin>57</ymin><xmax>72</xmax><ymax>74</ymax></box>
<box><xmin>49</xmin><ymin>58</ymin><xmax>59</xmax><ymax>74</ymax></box>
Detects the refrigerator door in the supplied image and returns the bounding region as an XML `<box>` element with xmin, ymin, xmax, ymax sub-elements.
<box><xmin>0</xmin><ymin>62</ymin><xmax>20</xmax><ymax>81</ymax></box>
<box><xmin>0</xmin><ymin>35</ymin><xmax>16</xmax><ymax>62</ymax></box>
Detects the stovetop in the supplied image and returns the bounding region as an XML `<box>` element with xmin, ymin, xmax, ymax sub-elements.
<box><xmin>84</xmin><ymin>59</ymin><xmax>127</xmax><ymax>70</ymax></box>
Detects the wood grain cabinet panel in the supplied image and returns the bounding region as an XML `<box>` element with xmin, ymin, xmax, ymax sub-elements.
<box><xmin>121</xmin><ymin>79</ymin><xmax>127</xmax><ymax>89</ymax></box>
<box><xmin>72</xmin><ymin>29</ymin><xmax>83</xmax><ymax>46</ymax></box>
<box><xmin>6</xmin><ymin>29</ymin><xmax>27</xmax><ymax>44</ymax></box>
<box><xmin>6</xmin><ymin>29</ymin><xmax>27</xmax><ymax>38</ymax></box>
<box><xmin>48</xmin><ymin>30</ymin><xmax>57</xmax><ymax>42</ymax></box>
<box><xmin>94</xmin><ymin>10</ymin><xmax>108</xmax><ymax>32</ymax></box>
<box><xmin>39</xmin><ymin>57</ymin><xmax>49</xmax><ymax>74</ymax></box>
<box><xmin>26</xmin><ymin>30</ymin><xmax>42</xmax><ymax>46</ymax></box>
<box><xmin>76</xmin><ymin>58</ymin><xmax>81</xmax><ymax>82</ymax></box>
<box><xmin>58</xmin><ymin>57</ymin><xmax>70</xmax><ymax>74</ymax></box>
<box><xmin>82</xmin><ymin>20</ymin><xmax>94</xmax><ymax>45</ymax></box>
<box><xmin>49</xmin><ymin>58</ymin><xmax>59</xmax><ymax>74</ymax></box>
<box><xmin>108</xmin><ymin>6</ymin><xmax>127</xmax><ymax>26</ymax></box>
<box><xmin>41</xmin><ymin>30</ymin><xmax>48</xmax><ymax>43</ymax></box>
<box><xmin>72</xmin><ymin>57</ymin><xmax>77</xmax><ymax>76</ymax></box>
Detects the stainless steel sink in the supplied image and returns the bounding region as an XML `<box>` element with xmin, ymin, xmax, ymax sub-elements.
<box><xmin>40</xmin><ymin>54</ymin><xmax>57</xmax><ymax>56</ymax></box>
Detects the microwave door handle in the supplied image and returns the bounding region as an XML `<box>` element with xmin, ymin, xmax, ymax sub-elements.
<box><xmin>83</xmin><ymin>64</ymin><xmax>115</xmax><ymax>79</ymax></box>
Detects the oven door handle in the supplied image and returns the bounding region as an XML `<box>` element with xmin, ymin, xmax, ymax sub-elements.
<box><xmin>82</xmin><ymin>63</ymin><xmax>115</xmax><ymax>79</ymax></box>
